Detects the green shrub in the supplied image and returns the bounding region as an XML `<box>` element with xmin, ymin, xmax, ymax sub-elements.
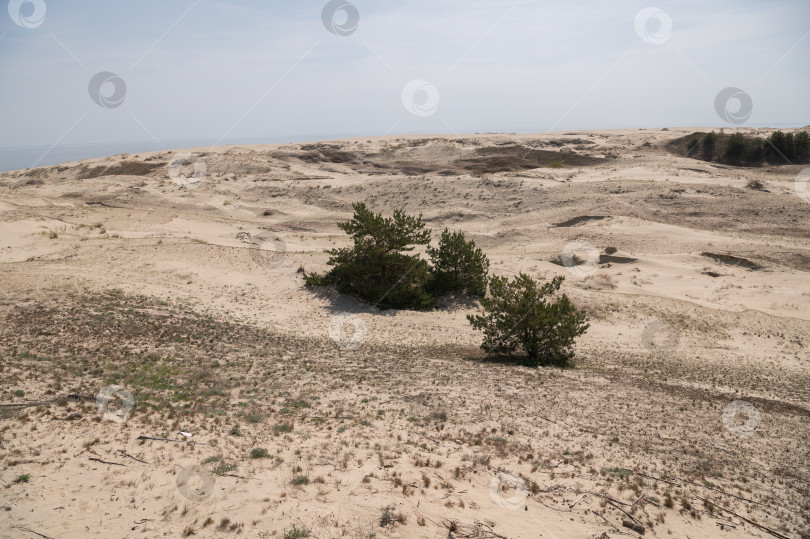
<box><xmin>702</xmin><ymin>132</ymin><xmax>716</xmax><ymax>160</ymax></box>
<box><xmin>744</xmin><ymin>137</ymin><xmax>765</xmax><ymax>162</ymax></box>
<box><xmin>724</xmin><ymin>133</ymin><xmax>747</xmax><ymax>161</ymax></box>
<box><xmin>250</xmin><ymin>448</ymin><xmax>270</xmax><ymax>459</ymax></box>
<box><xmin>428</xmin><ymin>228</ymin><xmax>489</xmax><ymax>297</ymax></box>
<box><xmin>290</xmin><ymin>475</ymin><xmax>310</xmax><ymax>486</ymax></box>
<box><xmin>767</xmin><ymin>130</ymin><xmax>797</xmax><ymax>162</ymax></box>
<box><xmin>305</xmin><ymin>202</ymin><xmax>434</xmax><ymax>310</ymax></box>
<box><xmin>283</xmin><ymin>524</ymin><xmax>311</xmax><ymax>539</ymax></box>
<box><xmin>795</xmin><ymin>131</ymin><xmax>810</xmax><ymax>159</ymax></box>
<box><xmin>467</xmin><ymin>274</ymin><xmax>589</xmax><ymax>367</ymax></box>
<box><xmin>686</xmin><ymin>137</ymin><xmax>699</xmax><ymax>156</ymax></box>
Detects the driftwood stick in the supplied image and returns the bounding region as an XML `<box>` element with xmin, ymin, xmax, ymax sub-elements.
<box><xmin>89</xmin><ymin>457</ymin><xmax>128</xmax><ymax>467</ymax></box>
<box><xmin>117</xmin><ymin>450</ymin><xmax>149</xmax><ymax>464</ymax></box>
<box><xmin>136</xmin><ymin>435</ymin><xmax>211</xmax><ymax>446</ymax></box>
<box><xmin>593</xmin><ymin>511</ymin><xmax>622</xmax><ymax>534</ymax></box>
<box><xmin>665</xmin><ymin>475</ymin><xmax>763</xmax><ymax>506</ymax></box>
<box><xmin>696</xmin><ymin>495</ymin><xmax>790</xmax><ymax>539</ymax></box>
<box><xmin>10</xmin><ymin>524</ymin><xmax>56</xmax><ymax>539</ymax></box>
<box><xmin>622</xmin><ymin>518</ymin><xmax>645</xmax><ymax>534</ymax></box>
<box><xmin>569</xmin><ymin>493</ymin><xmax>586</xmax><ymax>509</ymax></box>
<box><xmin>418</xmin><ymin>433</ymin><xmax>440</xmax><ymax>446</ymax></box>
<box><xmin>607</xmin><ymin>499</ymin><xmax>644</xmax><ymax>527</ymax></box>
<box><xmin>0</xmin><ymin>401</ymin><xmax>53</xmax><ymax>408</ymax></box>
<box><xmin>633</xmin><ymin>471</ymin><xmax>681</xmax><ymax>486</ymax></box>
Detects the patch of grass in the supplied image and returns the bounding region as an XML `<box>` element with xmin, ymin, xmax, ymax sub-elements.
<box><xmin>273</xmin><ymin>423</ymin><xmax>293</xmax><ymax>434</ymax></box>
<box><xmin>379</xmin><ymin>507</ymin><xmax>406</xmax><ymax>527</ymax></box>
<box><xmin>14</xmin><ymin>474</ymin><xmax>30</xmax><ymax>484</ymax></box>
<box><xmin>546</xmin><ymin>160</ymin><xmax>565</xmax><ymax>168</ymax></box>
<box><xmin>746</xmin><ymin>178</ymin><xmax>764</xmax><ymax>190</ymax></box>
<box><xmin>211</xmin><ymin>460</ymin><xmax>236</xmax><ymax>475</ymax></box>
<box><xmin>283</xmin><ymin>524</ymin><xmax>311</xmax><ymax>539</ymax></box>
<box><xmin>602</xmin><ymin>467</ymin><xmax>632</xmax><ymax>478</ymax></box>
<box><xmin>229</xmin><ymin>425</ymin><xmax>242</xmax><ymax>436</ymax></box>
<box><xmin>12</xmin><ymin>389</ymin><xmax>25</xmax><ymax>397</ymax></box>
<box><xmin>290</xmin><ymin>475</ymin><xmax>309</xmax><ymax>486</ymax></box>
<box><xmin>250</xmin><ymin>448</ymin><xmax>270</xmax><ymax>459</ymax></box>
<box><xmin>430</xmin><ymin>410</ymin><xmax>447</xmax><ymax>422</ymax></box>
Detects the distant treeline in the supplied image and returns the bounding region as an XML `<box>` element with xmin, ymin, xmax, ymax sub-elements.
<box><xmin>672</xmin><ymin>130</ymin><xmax>810</xmax><ymax>166</ymax></box>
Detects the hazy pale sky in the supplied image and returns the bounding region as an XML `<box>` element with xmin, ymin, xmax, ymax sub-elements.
<box><xmin>1</xmin><ymin>0</ymin><xmax>808</xmax><ymax>149</ymax></box>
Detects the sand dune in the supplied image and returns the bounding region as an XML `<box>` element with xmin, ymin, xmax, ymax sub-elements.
<box><xmin>1</xmin><ymin>128</ymin><xmax>808</xmax><ymax>538</ymax></box>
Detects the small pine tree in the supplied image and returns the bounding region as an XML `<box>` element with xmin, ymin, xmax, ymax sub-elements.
<box><xmin>795</xmin><ymin>131</ymin><xmax>810</xmax><ymax>161</ymax></box>
<box><xmin>724</xmin><ymin>133</ymin><xmax>746</xmax><ymax>162</ymax></box>
<box><xmin>467</xmin><ymin>274</ymin><xmax>589</xmax><ymax>367</ymax></box>
<box><xmin>428</xmin><ymin>228</ymin><xmax>490</xmax><ymax>297</ymax></box>
<box><xmin>304</xmin><ymin>202</ymin><xmax>434</xmax><ymax>310</ymax></box>
<box><xmin>702</xmin><ymin>132</ymin><xmax>716</xmax><ymax>160</ymax></box>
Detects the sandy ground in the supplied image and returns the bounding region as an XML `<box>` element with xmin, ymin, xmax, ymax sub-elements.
<box><xmin>0</xmin><ymin>128</ymin><xmax>808</xmax><ymax>538</ymax></box>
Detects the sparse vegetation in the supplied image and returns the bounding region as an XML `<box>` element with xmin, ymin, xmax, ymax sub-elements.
<box><xmin>674</xmin><ymin>129</ymin><xmax>810</xmax><ymax>165</ymax></box>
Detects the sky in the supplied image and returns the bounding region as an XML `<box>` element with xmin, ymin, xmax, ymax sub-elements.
<box><xmin>0</xmin><ymin>0</ymin><xmax>808</xmax><ymax>150</ymax></box>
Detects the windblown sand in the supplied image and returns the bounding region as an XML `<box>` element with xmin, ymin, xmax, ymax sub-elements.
<box><xmin>0</xmin><ymin>128</ymin><xmax>808</xmax><ymax>538</ymax></box>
